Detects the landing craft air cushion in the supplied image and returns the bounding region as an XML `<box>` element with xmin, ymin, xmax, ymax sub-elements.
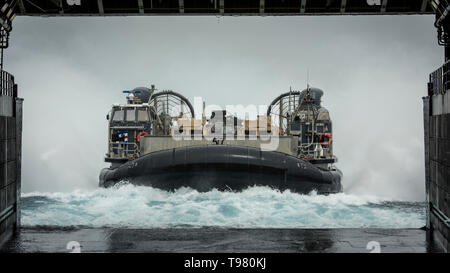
<box><xmin>99</xmin><ymin>85</ymin><xmax>342</xmax><ymax>194</ymax></box>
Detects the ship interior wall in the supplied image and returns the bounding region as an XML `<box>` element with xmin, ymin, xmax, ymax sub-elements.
<box><xmin>425</xmin><ymin>53</ymin><xmax>450</xmax><ymax>252</ymax></box>
<box><xmin>0</xmin><ymin>95</ymin><xmax>22</xmax><ymax>248</ymax></box>
<box><xmin>427</xmin><ymin>114</ymin><xmax>450</xmax><ymax>252</ymax></box>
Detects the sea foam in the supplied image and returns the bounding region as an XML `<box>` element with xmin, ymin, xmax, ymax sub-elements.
<box><xmin>21</xmin><ymin>183</ymin><xmax>425</xmax><ymax>228</ymax></box>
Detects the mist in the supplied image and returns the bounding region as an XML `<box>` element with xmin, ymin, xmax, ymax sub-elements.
<box><xmin>5</xmin><ymin>15</ymin><xmax>442</xmax><ymax>201</ymax></box>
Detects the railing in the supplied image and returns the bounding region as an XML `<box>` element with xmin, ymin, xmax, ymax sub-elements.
<box><xmin>0</xmin><ymin>70</ymin><xmax>15</xmax><ymax>96</ymax></box>
<box><xmin>299</xmin><ymin>144</ymin><xmax>332</xmax><ymax>160</ymax></box>
<box><xmin>429</xmin><ymin>60</ymin><xmax>450</xmax><ymax>96</ymax></box>
<box><xmin>108</xmin><ymin>142</ymin><xmax>139</xmax><ymax>159</ymax></box>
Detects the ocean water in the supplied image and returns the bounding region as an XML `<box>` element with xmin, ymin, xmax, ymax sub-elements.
<box><xmin>21</xmin><ymin>183</ymin><xmax>426</xmax><ymax>229</ymax></box>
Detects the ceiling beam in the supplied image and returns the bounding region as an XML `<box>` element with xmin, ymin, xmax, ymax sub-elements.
<box><xmin>138</xmin><ymin>0</ymin><xmax>144</xmax><ymax>14</ymax></box>
<box><xmin>300</xmin><ymin>0</ymin><xmax>306</xmax><ymax>13</ymax></box>
<box><xmin>340</xmin><ymin>0</ymin><xmax>347</xmax><ymax>13</ymax></box>
<box><xmin>381</xmin><ymin>0</ymin><xmax>388</xmax><ymax>13</ymax></box>
<box><xmin>97</xmin><ymin>0</ymin><xmax>104</xmax><ymax>15</ymax></box>
<box><xmin>59</xmin><ymin>0</ymin><xmax>64</xmax><ymax>14</ymax></box>
<box><xmin>48</xmin><ymin>0</ymin><xmax>63</xmax><ymax>13</ymax></box>
<box><xmin>421</xmin><ymin>0</ymin><xmax>429</xmax><ymax>12</ymax></box>
<box><xmin>219</xmin><ymin>0</ymin><xmax>224</xmax><ymax>14</ymax></box>
<box><xmin>18</xmin><ymin>0</ymin><xmax>26</xmax><ymax>13</ymax></box>
<box><xmin>24</xmin><ymin>0</ymin><xmax>46</xmax><ymax>13</ymax></box>
<box><xmin>179</xmin><ymin>0</ymin><xmax>184</xmax><ymax>14</ymax></box>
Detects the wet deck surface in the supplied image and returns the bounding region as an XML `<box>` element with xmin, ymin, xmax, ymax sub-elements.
<box><xmin>0</xmin><ymin>227</ymin><xmax>443</xmax><ymax>253</ymax></box>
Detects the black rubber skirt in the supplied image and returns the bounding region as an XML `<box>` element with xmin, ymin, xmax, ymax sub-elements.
<box><xmin>99</xmin><ymin>145</ymin><xmax>343</xmax><ymax>194</ymax></box>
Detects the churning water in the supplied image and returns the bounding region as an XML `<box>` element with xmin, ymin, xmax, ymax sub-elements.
<box><xmin>21</xmin><ymin>183</ymin><xmax>425</xmax><ymax>229</ymax></box>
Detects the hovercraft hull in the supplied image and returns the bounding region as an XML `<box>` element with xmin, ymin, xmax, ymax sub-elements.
<box><xmin>99</xmin><ymin>145</ymin><xmax>342</xmax><ymax>194</ymax></box>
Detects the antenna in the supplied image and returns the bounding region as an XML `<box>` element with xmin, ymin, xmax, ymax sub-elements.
<box><xmin>307</xmin><ymin>68</ymin><xmax>310</xmax><ymax>90</ymax></box>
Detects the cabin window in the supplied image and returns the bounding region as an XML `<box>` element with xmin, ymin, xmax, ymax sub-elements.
<box><xmin>112</xmin><ymin>109</ymin><xmax>124</xmax><ymax>121</ymax></box>
<box><xmin>137</xmin><ymin>109</ymin><xmax>150</xmax><ymax>122</ymax></box>
<box><xmin>316</xmin><ymin>124</ymin><xmax>324</xmax><ymax>133</ymax></box>
<box><xmin>126</xmin><ymin>109</ymin><xmax>136</xmax><ymax>122</ymax></box>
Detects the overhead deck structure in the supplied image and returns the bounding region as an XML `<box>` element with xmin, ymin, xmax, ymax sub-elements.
<box><xmin>0</xmin><ymin>0</ymin><xmax>449</xmax><ymax>253</ymax></box>
<box><xmin>11</xmin><ymin>0</ymin><xmax>433</xmax><ymax>16</ymax></box>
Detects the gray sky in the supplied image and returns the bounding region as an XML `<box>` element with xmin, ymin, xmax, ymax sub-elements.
<box><xmin>6</xmin><ymin>15</ymin><xmax>443</xmax><ymax>200</ymax></box>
